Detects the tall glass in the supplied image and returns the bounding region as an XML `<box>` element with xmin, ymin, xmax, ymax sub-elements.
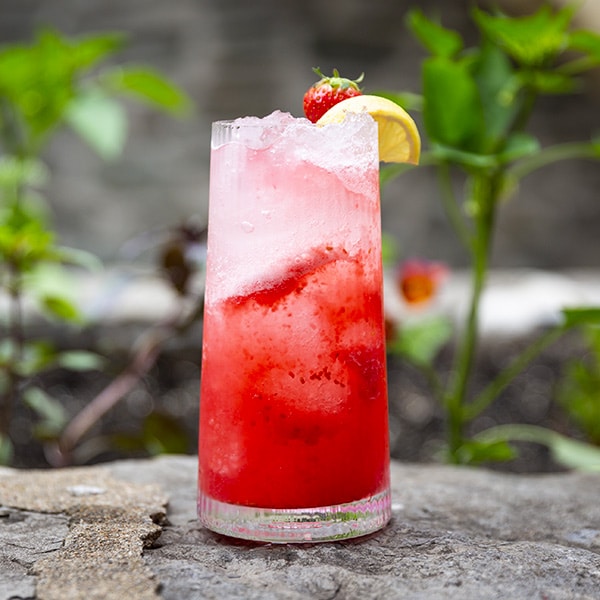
<box><xmin>198</xmin><ymin>111</ymin><xmax>391</xmax><ymax>542</ymax></box>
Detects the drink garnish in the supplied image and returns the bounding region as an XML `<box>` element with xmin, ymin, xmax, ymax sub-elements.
<box><xmin>317</xmin><ymin>94</ymin><xmax>421</xmax><ymax>165</ymax></box>
<box><xmin>303</xmin><ymin>68</ymin><xmax>364</xmax><ymax>124</ymax></box>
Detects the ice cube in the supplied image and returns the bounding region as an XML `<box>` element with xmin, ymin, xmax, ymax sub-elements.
<box><xmin>275</xmin><ymin>112</ymin><xmax>379</xmax><ymax>195</ymax></box>
<box><xmin>212</xmin><ymin>111</ymin><xmax>301</xmax><ymax>150</ymax></box>
<box><xmin>212</xmin><ymin>110</ymin><xmax>378</xmax><ymax>176</ymax></box>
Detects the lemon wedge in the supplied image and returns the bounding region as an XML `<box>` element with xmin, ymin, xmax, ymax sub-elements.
<box><xmin>317</xmin><ymin>94</ymin><xmax>421</xmax><ymax>164</ymax></box>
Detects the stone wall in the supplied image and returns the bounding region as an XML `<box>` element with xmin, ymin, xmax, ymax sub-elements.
<box><xmin>2</xmin><ymin>0</ymin><xmax>600</xmax><ymax>268</ymax></box>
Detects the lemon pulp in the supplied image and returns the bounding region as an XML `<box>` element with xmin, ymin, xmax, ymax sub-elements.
<box><xmin>316</xmin><ymin>95</ymin><xmax>421</xmax><ymax>165</ymax></box>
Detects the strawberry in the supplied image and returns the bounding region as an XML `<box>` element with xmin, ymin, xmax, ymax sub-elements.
<box><xmin>303</xmin><ymin>68</ymin><xmax>364</xmax><ymax>123</ymax></box>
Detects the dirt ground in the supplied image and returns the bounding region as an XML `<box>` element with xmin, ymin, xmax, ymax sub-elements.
<box><xmin>7</xmin><ymin>322</ymin><xmax>592</xmax><ymax>473</ymax></box>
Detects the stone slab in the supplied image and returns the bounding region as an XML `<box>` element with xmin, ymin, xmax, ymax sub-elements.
<box><xmin>0</xmin><ymin>508</ymin><xmax>67</xmax><ymax>600</ymax></box>
<box><xmin>1</xmin><ymin>456</ymin><xmax>600</xmax><ymax>599</ymax></box>
<box><xmin>0</xmin><ymin>465</ymin><xmax>168</xmax><ymax>600</ymax></box>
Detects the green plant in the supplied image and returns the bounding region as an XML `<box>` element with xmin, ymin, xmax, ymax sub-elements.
<box><xmin>47</xmin><ymin>220</ymin><xmax>206</xmax><ymax>466</ymax></box>
<box><xmin>382</xmin><ymin>3</ymin><xmax>600</xmax><ymax>468</ymax></box>
<box><xmin>557</xmin><ymin>325</ymin><xmax>600</xmax><ymax>445</ymax></box>
<box><xmin>0</xmin><ymin>28</ymin><xmax>191</xmax><ymax>464</ymax></box>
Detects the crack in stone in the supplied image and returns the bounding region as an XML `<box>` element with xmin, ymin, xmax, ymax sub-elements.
<box><xmin>0</xmin><ymin>467</ymin><xmax>168</xmax><ymax>600</ymax></box>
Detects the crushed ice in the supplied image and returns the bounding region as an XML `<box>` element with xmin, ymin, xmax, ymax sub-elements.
<box><xmin>212</xmin><ymin>110</ymin><xmax>378</xmax><ymax>172</ymax></box>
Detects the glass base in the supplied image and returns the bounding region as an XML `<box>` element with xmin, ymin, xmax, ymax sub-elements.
<box><xmin>198</xmin><ymin>488</ymin><xmax>391</xmax><ymax>543</ymax></box>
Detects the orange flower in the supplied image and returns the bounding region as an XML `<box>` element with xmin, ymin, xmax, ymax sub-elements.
<box><xmin>397</xmin><ymin>259</ymin><xmax>448</xmax><ymax>305</ymax></box>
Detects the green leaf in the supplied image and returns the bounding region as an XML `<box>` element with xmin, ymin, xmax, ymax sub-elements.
<box><xmin>406</xmin><ymin>8</ymin><xmax>463</xmax><ymax>58</ymax></box>
<box><xmin>0</xmin><ymin>29</ymin><xmax>77</xmax><ymax>145</ymax></box>
<box><xmin>16</xmin><ymin>260</ymin><xmax>89</xmax><ymax>329</ymax></box>
<box><xmin>70</xmin><ymin>32</ymin><xmax>126</xmax><ymax>70</ymax></box>
<box><xmin>0</xmin><ymin>157</ymin><xmax>49</xmax><ymax>189</ymax></box>
<box><xmin>472</xmin><ymin>4</ymin><xmax>575</xmax><ymax>67</ymax></box>
<box><xmin>65</xmin><ymin>89</ymin><xmax>127</xmax><ymax>160</ymax></box>
<box><xmin>40</xmin><ymin>294</ymin><xmax>82</xmax><ymax>323</ymax></box>
<box><xmin>57</xmin><ymin>350</ymin><xmax>105</xmax><ymax>372</ymax></box>
<box><xmin>475</xmin><ymin>424</ymin><xmax>600</xmax><ymax>472</ymax></box>
<box><xmin>13</xmin><ymin>341</ymin><xmax>57</xmax><ymax>376</ymax></box>
<box><xmin>568</xmin><ymin>29</ymin><xmax>600</xmax><ymax>62</ymax></box>
<box><xmin>522</xmin><ymin>70</ymin><xmax>577</xmax><ymax>94</ymax></box>
<box><xmin>471</xmin><ymin>42</ymin><xmax>519</xmax><ymax>149</ymax></box>
<box><xmin>549</xmin><ymin>433</ymin><xmax>600</xmax><ymax>471</ymax></box>
<box><xmin>113</xmin><ymin>412</ymin><xmax>190</xmax><ymax>456</ymax></box>
<box><xmin>455</xmin><ymin>439</ymin><xmax>517</xmax><ymax>465</ymax></box>
<box><xmin>562</xmin><ymin>307</ymin><xmax>600</xmax><ymax>327</ymax></box>
<box><xmin>5</xmin><ymin>342</ymin><xmax>102</xmax><ymax>376</ymax></box>
<box><xmin>0</xmin><ymin>340</ymin><xmax>16</xmax><ymax>367</ymax></box>
<box><xmin>422</xmin><ymin>57</ymin><xmax>483</xmax><ymax>150</ymax></box>
<box><xmin>557</xmin><ymin>353</ymin><xmax>600</xmax><ymax>445</ymax></box>
<box><xmin>142</xmin><ymin>412</ymin><xmax>189</xmax><ymax>455</ymax></box>
<box><xmin>390</xmin><ymin>315</ymin><xmax>453</xmax><ymax>366</ymax></box>
<box><xmin>497</xmin><ymin>132</ymin><xmax>540</xmax><ymax>164</ymax></box>
<box><xmin>103</xmin><ymin>67</ymin><xmax>192</xmax><ymax>116</ymax></box>
<box><xmin>0</xmin><ymin>216</ymin><xmax>54</xmax><ymax>270</ymax></box>
<box><xmin>23</xmin><ymin>387</ymin><xmax>68</xmax><ymax>439</ymax></box>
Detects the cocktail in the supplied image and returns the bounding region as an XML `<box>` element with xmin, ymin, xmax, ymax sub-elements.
<box><xmin>198</xmin><ymin>76</ymin><xmax>420</xmax><ymax>543</ymax></box>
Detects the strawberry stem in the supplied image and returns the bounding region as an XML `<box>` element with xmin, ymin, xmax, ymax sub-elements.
<box><xmin>310</xmin><ymin>67</ymin><xmax>364</xmax><ymax>91</ymax></box>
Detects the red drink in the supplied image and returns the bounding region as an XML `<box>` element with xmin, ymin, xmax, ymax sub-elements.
<box><xmin>198</xmin><ymin>112</ymin><xmax>391</xmax><ymax>542</ymax></box>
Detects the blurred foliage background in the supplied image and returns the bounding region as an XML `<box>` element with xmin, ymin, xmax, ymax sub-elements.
<box><xmin>2</xmin><ymin>0</ymin><xmax>599</xmax><ymax>269</ymax></box>
<box><xmin>1</xmin><ymin>0</ymin><xmax>600</xmax><ymax>469</ymax></box>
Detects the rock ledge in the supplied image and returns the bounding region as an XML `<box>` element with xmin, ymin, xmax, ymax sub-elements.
<box><xmin>1</xmin><ymin>456</ymin><xmax>599</xmax><ymax>599</ymax></box>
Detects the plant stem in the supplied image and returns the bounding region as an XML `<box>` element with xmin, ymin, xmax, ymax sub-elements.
<box><xmin>52</xmin><ymin>326</ymin><xmax>169</xmax><ymax>466</ymax></box>
<box><xmin>445</xmin><ymin>171</ymin><xmax>499</xmax><ymax>461</ymax></box>
<box><xmin>510</xmin><ymin>85</ymin><xmax>537</xmax><ymax>136</ymax></box>
<box><xmin>508</xmin><ymin>141</ymin><xmax>599</xmax><ymax>182</ymax></box>
<box><xmin>436</xmin><ymin>163</ymin><xmax>472</xmax><ymax>252</ymax></box>
<box><xmin>1</xmin><ymin>173</ymin><xmax>28</xmax><ymax>441</ymax></box>
<box><xmin>464</xmin><ymin>323</ymin><xmax>567</xmax><ymax>421</ymax></box>
<box><xmin>48</xmin><ymin>295</ymin><xmax>205</xmax><ymax>466</ymax></box>
<box><xmin>1</xmin><ymin>262</ymin><xmax>23</xmax><ymax>440</ymax></box>
<box><xmin>0</xmin><ymin>99</ymin><xmax>30</xmax><ymax>443</ymax></box>
<box><xmin>403</xmin><ymin>357</ymin><xmax>447</xmax><ymax>406</ymax></box>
